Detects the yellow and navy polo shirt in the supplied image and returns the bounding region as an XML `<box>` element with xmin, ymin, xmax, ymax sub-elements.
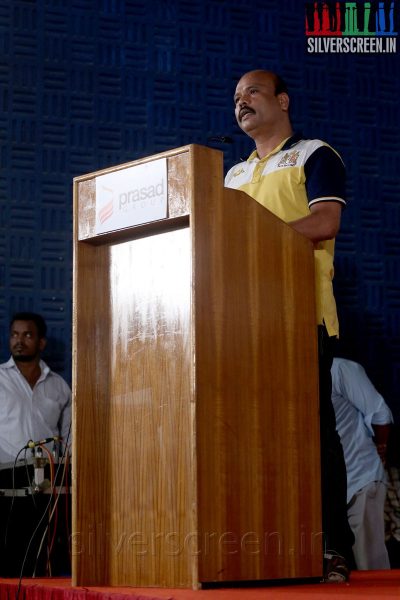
<box><xmin>224</xmin><ymin>133</ymin><xmax>346</xmax><ymax>337</ymax></box>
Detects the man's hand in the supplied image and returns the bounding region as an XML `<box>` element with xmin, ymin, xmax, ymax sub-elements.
<box><xmin>373</xmin><ymin>423</ymin><xmax>392</xmax><ymax>467</ymax></box>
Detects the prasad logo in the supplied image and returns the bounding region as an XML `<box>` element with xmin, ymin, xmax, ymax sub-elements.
<box><xmin>95</xmin><ymin>157</ymin><xmax>168</xmax><ymax>235</ymax></box>
<box><xmin>118</xmin><ymin>180</ymin><xmax>165</xmax><ymax>211</ymax></box>
<box><xmin>98</xmin><ymin>186</ymin><xmax>114</xmax><ymax>224</ymax></box>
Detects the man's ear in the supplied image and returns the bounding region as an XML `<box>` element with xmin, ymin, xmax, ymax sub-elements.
<box><xmin>278</xmin><ymin>92</ymin><xmax>290</xmax><ymax>111</ymax></box>
<box><xmin>39</xmin><ymin>338</ymin><xmax>47</xmax><ymax>352</ymax></box>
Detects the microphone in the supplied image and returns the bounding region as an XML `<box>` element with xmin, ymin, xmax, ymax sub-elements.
<box><xmin>25</xmin><ymin>436</ymin><xmax>60</xmax><ymax>449</ymax></box>
<box><xmin>207</xmin><ymin>135</ymin><xmax>234</xmax><ymax>144</ymax></box>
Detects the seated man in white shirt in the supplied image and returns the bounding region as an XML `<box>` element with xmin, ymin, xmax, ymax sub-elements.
<box><xmin>0</xmin><ymin>312</ymin><xmax>71</xmax><ymax>464</ymax></box>
<box><xmin>331</xmin><ymin>357</ymin><xmax>392</xmax><ymax>570</ymax></box>
<box><xmin>0</xmin><ymin>311</ymin><xmax>71</xmax><ymax>576</ymax></box>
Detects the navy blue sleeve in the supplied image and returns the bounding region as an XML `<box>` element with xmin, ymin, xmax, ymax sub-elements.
<box><xmin>304</xmin><ymin>145</ymin><xmax>346</xmax><ymax>208</ymax></box>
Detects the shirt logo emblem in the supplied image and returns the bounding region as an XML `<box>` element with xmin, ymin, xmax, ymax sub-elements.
<box><xmin>232</xmin><ymin>167</ymin><xmax>245</xmax><ymax>177</ymax></box>
<box><xmin>277</xmin><ymin>150</ymin><xmax>300</xmax><ymax>167</ymax></box>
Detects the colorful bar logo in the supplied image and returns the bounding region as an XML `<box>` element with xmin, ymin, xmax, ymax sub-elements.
<box><xmin>305</xmin><ymin>1</ymin><xmax>397</xmax><ymax>52</ymax></box>
<box><xmin>305</xmin><ymin>1</ymin><xmax>397</xmax><ymax>35</ymax></box>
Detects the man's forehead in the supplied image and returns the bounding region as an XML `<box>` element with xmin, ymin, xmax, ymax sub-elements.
<box><xmin>11</xmin><ymin>320</ymin><xmax>36</xmax><ymax>331</ymax></box>
<box><xmin>235</xmin><ymin>73</ymin><xmax>275</xmax><ymax>94</ymax></box>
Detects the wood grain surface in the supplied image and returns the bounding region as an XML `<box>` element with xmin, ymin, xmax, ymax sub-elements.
<box><xmin>72</xmin><ymin>145</ymin><xmax>321</xmax><ymax>588</ymax></box>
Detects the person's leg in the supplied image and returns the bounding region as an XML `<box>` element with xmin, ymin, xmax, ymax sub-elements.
<box><xmin>348</xmin><ymin>482</ymin><xmax>390</xmax><ymax>569</ymax></box>
<box><xmin>318</xmin><ymin>326</ymin><xmax>354</xmax><ymax>579</ymax></box>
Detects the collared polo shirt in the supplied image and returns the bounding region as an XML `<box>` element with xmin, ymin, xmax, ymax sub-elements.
<box><xmin>224</xmin><ymin>134</ymin><xmax>346</xmax><ymax>336</ymax></box>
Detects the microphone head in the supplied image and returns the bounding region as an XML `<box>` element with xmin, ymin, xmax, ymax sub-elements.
<box><xmin>207</xmin><ymin>135</ymin><xmax>234</xmax><ymax>144</ymax></box>
<box><xmin>25</xmin><ymin>435</ymin><xmax>60</xmax><ymax>449</ymax></box>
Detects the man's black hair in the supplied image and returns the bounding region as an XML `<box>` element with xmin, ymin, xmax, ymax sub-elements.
<box><xmin>10</xmin><ymin>312</ymin><xmax>47</xmax><ymax>339</ymax></box>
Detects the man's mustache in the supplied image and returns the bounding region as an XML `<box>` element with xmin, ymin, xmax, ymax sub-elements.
<box><xmin>239</xmin><ymin>107</ymin><xmax>255</xmax><ymax>121</ymax></box>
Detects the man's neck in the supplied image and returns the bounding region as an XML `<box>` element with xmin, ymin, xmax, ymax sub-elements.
<box><xmin>254</xmin><ymin>127</ymin><xmax>294</xmax><ymax>159</ymax></box>
<box><xmin>15</xmin><ymin>359</ymin><xmax>42</xmax><ymax>389</ymax></box>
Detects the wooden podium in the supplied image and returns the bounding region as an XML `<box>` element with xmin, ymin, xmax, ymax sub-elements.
<box><xmin>72</xmin><ymin>144</ymin><xmax>322</xmax><ymax>589</ymax></box>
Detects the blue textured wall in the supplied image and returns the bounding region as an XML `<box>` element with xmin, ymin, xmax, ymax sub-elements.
<box><xmin>0</xmin><ymin>0</ymin><xmax>399</xmax><ymax>419</ymax></box>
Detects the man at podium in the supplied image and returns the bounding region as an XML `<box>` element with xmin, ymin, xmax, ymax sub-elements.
<box><xmin>225</xmin><ymin>69</ymin><xmax>353</xmax><ymax>582</ymax></box>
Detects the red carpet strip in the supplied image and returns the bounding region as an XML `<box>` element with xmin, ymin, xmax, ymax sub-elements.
<box><xmin>0</xmin><ymin>571</ymin><xmax>399</xmax><ymax>600</ymax></box>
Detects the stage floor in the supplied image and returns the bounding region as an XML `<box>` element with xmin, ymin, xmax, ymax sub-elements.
<box><xmin>1</xmin><ymin>571</ymin><xmax>400</xmax><ymax>600</ymax></box>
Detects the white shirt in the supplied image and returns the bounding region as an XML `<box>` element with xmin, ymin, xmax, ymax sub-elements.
<box><xmin>0</xmin><ymin>357</ymin><xmax>71</xmax><ymax>464</ymax></box>
<box><xmin>331</xmin><ymin>358</ymin><xmax>393</xmax><ymax>502</ymax></box>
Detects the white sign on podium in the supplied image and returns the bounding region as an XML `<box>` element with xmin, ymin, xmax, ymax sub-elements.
<box><xmin>95</xmin><ymin>158</ymin><xmax>168</xmax><ymax>234</ymax></box>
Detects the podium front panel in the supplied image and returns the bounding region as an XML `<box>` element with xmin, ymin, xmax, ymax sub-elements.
<box><xmin>73</xmin><ymin>145</ymin><xmax>322</xmax><ymax>588</ymax></box>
